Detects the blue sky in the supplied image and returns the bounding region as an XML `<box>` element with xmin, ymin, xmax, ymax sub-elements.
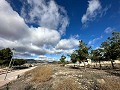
<box><xmin>0</xmin><ymin>0</ymin><xmax>120</xmax><ymax>60</ymax></box>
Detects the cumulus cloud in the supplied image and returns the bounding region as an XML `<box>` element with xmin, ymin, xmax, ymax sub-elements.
<box><xmin>81</xmin><ymin>0</ymin><xmax>101</xmax><ymax>25</ymax></box>
<box><xmin>0</xmin><ymin>37</ymin><xmax>47</xmax><ymax>56</ymax></box>
<box><xmin>0</xmin><ymin>0</ymin><xmax>77</xmax><ymax>58</ymax></box>
<box><xmin>0</xmin><ymin>0</ymin><xmax>60</xmax><ymax>57</ymax></box>
<box><xmin>49</xmin><ymin>48</ymin><xmax>75</xmax><ymax>55</ymax></box>
<box><xmin>104</xmin><ymin>27</ymin><xmax>114</xmax><ymax>34</ymax></box>
<box><xmin>21</xmin><ymin>0</ymin><xmax>69</xmax><ymax>35</ymax></box>
<box><xmin>55</xmin><ymin>38</ymin><xmax>79</xmax><ymax>50</ymax></box>
<box><xmin>0</xmin><ymin>0</ymin><xmax>30</xmax><ymax>40</ymax></box>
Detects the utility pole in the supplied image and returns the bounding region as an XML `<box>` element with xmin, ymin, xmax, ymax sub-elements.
<box><xmin>4</xmin><ymin>48</ymin><xmax>15</xmax><ymax>80</ymax></box>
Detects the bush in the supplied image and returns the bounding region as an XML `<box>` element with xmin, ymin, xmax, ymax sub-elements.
<box><xmin>13</xmin><ymin>59</ymin><xmax>27</xmax><ymax>66</ymax></box>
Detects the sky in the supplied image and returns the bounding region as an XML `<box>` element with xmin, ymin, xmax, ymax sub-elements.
<box><xmin>0</xmin><ymin>0</ymin><xmax>120</xmax><ymax>60</ymax></box>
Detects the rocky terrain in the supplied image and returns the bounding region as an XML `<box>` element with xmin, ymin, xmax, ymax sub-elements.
<box><xmin>0</xmin><ymin>64</ymin><xmax>120</xmax><ymax>90</ymax></box>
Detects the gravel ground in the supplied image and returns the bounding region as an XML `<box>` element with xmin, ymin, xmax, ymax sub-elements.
<box><xmin>0</xmin><ymin>64</ymin><xmax>120</xmax><ymax>90</ymax></box>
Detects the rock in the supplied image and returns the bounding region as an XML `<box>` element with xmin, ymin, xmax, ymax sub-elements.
<box><xmin>97</xmin><ymin>79</ymin><xmax>105</xmax><ymax>84</ymax></box>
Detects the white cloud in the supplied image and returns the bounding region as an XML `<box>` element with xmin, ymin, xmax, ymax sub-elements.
<box><xmin>27</xmin><ymin>27</ymin><xmax>61</xmax><ymax>47</ymax></box>
<box><xmin>100</xmin><ymin>5</ymin><xmax>111</xmax><ymax>17</ymax></box>
<box><xmin>21</xmin><ymin>0</ymin><xmax>69</xmax><ymax>35</ymax></box>
<box><xmin>0</xmin><ymin>37</ymin><xmax>47</xmax><ymax>56</ymax></box>
<box><xmin>0</xmin><ymin>0</ymin><xmax>76</xmax><ymax>59</ymax></box>
<box><xmin>48</xmin><ymin>48</ymin><xmax>75</xmax><ymax>55</ymax></box>
<box><xmin>104</xmin><ymin>27</ymin><xmax>114</xmax><ymax>34</ymax></box>
<box><xmin>55</xmin><ymin>38</ymin><xmax>79</xmax><ymax>50</ymax></box>
<box><xmin>88</xmin><ymin>35</ymin><xmax>103</xmax><ymax>45</ymax></box>
<box><xmin>0</xmin><ymin>0</ymin><xmax>59</xmax><ymax>57</ymax></box>
<box><xmin>39</xmin><ymin>55</ymin><xmax>47</xmax><ymax>58</ymax></box>
<box><xmin>63</xmin><ymin>49</ymin><xmax>75</xmax><ymax>55</ymax></box>
<box><xmin>0</xmin><ymin>0</ymin><xmax>30</xmax><ymax>40</ymax></box>
<box><xmin>70</xmin><ymin>34</ymin><xmax>80</xmax><ymax>39</ymax></box>
<box><xmin>81</xmin><ymin>0</ymin><xmax>101</xmax><ymax>25</ymax></box>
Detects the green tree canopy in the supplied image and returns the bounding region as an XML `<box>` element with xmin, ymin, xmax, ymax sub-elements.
<box><xmin>101</xmin><ymin>32</ymin><xmax>120</xmax><ymax>68</ymax></box>
<box><xmin>90</xmin><ymin>48</ymin><xmax>104</xmax><ymax>69</ymax></box>
<box><xmin>60</xmin><ymin>55</ymin><xmax>66</xmax><ymax>66</ymax></box>
<box><xmin>77</xmin><ymin>40</ymin><xmax>90</xmax><ymax>62</ymax></box>
<box><xmin>70</xmin><ymin>51</ymin><xmax>78</xmax><ymax>64</ymax></box>
<box><xmin>70</xmin><ymin>40</ymin><xmax>90</xmax><ymax>69</ymax></box>
<box><xmin>0</xmin><ymin>48</ymin><xmax>13</xmax><ymax>66</ymax></box>
<box><xmin>0</xmin><ymin>48</ymin><xmax>13</xmax><ymax>60</ymax></box>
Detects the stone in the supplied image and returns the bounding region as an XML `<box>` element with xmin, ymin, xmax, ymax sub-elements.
<box><xmin>97</xmin><ymin>79</ymin><xmax>105</xmax><ymax>84</ymax></box>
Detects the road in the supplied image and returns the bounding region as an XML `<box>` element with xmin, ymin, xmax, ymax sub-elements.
<box><xmin>0</xmin><ymin>66</ymin><xmax>36</xmax><ymax>87</ymax></box>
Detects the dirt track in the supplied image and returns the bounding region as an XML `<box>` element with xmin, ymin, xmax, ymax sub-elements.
<box><xmin>0</xmin><ymin>66</ymin><xmax>36</xmax><ymax>87</ymax></box>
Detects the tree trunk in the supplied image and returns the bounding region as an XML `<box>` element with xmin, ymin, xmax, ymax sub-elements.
<box><xmin>74</xmin><ymin>63</ymin><xmax>75</xmax><ymax>67</ymax></box>
<box><xmin>83</xmin><ymin>60</ymin><xmax>86</xmax><ymax>71</ymax></box>
<box><xmin>94</xmin><ymin>62</ymin><xmax>97</xmax><ymax>68</ymax></box>
<box><xmin>99</xmin><ymin>60</ymin><xmax>102</xmax><ymax>69</ymax></box>
<box><xmin>62</xmin><ymin>64</ymin><xmax>65</xmax><ymax>67</ymax></box>
<box><xmin>79</xmin><ymin>62</ymin><xmax>81</xmax><ymax>67</ymax></box>
<box><xmin>95</xmin><ymin>62</ymin><xmax>97</xmax><ymax>68</ymax></box>
<box><xmin>110</xmin><ymin>59</ymin><xmax>114</xmax><ymax>69</ymax></box>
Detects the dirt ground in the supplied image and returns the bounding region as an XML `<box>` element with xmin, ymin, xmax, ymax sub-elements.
<box><xmin>0</xmin><ymin>64</ymin><xmax>120</xmax><ymax>90</ymax></box>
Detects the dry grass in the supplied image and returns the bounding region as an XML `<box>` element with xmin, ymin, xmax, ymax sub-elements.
<box><xmin>1</xmin><ymin>64</ymin><xmax>120</xmax><ymax>90</ymax></box>
<box><xmin>0</xmin><ymin>65</ymin><xmax>53</xmax><ymax>90</ymax></box>
<box><xmin>99</xmin><ymin>78</ymin><xmax>120</xmax><ymax>90</ymax></box>
<box><xmin>24</xmin><ymin>65</ymin><xmax>53</xmax><ymax>83</ymax></box>
<box><xmin>54</xmin><ymin>78</ymin><xmax>80</xmax><ymax>90</ymax></box>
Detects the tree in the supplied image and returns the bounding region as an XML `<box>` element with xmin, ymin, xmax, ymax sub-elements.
<box><xmin>70</xmin><ymin>52</ymin><xmax>78</xmax><ymax>67</ymax></box>
<box><xmin>91</xmin><ymin>48</ymin><xmax>103</xmax><ymax>69</ymax></box>
<box><xmin>60</xmin><ymin>55</ymin><xmax>66</xmax><ymax>66</ymax></box>
<box><xmin>0</xmin><ymin>48</ymin><xmax>13</xmax><ymax>66</ymax></box>
<box><xmin>77</xmin><ymin>40</ymin><xmax>90</xmax><ymax>70</ymax></box>
<box><xmin>0</xmin><ymin>50</ymin><xmax>2</xmax><ymax>60</ymax></box>
<box><xmin>101</xmin><ymin>32</ymin><xmax>120</xmax><ymax>69</ymax></box>
<box><xmin>0</xmin><ymin>48</ymin><xmax>13</xmax><ymax>60</ymax></box>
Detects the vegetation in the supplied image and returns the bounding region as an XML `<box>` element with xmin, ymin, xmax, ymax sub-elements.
<box><xmin>13</xmin><ymin>59</ymin><xmax>27</xmax><ymax>66</ymax></box>
<box><xmin>91</xmin><ymin>48</ymin><xmax>103</xmax><ymax>69</ymax></box>
<box><xmin>0</xmin><ymin>48</ymin><xmax>26</xmax><ymax>67</ymax></box>
<box><xmin>77</xmin><ymin>40</ymin><xmax>90</xmax><ymax>69</ymax></box>
<box><xmin>55</xmin><ymin>78</ymin><xmax>79</xmax><ymax>90</ymax></box>
<box><xmin>90</xmin><ymin>32</ymin><xmax>120</xmax><ymax>69</ymax></box>
<box><xmin>70</xmin><ymin>51</ymin><xmax>79</xmax><ymax>67</ymax></box>
<box><xmin>1</xmin><ymin>64</ymin><xmax>120</xmax><ymax>90</ymax></box>
<box><xmin>68</xmin><ymin>31</ymin><xmax>120</xmax><ymax>69</ymax></box>
<box><xmin>70</xmin><ymin>40</ymin><xmax>90</xmax><ymax>69</ymax></box>
<box><xmin>24</xmin><ymin>65</ymin><xmax>53</xmax><ymax>83</ymax></box>
<box><xmin>0</xmin><ymin>31</ymin><xmax>120</xmax><ymax>90</ymax></box>
<box><xmin>0</xmin><ymin>48</ymin><xmax>13</xmax><ymax>66</ymax></box>
<box><xmin>101</xmin><ymin>32</ymin><xmax>120</xmax><ymax>69</ymax></box>
<box><xmin>60</xmin><ymin>55</ymin><xmax>66</xmax><ymax>66</ymax></box>
<box><xmin>0</xmin><ymin>48</ymin><xmax>13</xmax><ymax>60</ymax></box>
